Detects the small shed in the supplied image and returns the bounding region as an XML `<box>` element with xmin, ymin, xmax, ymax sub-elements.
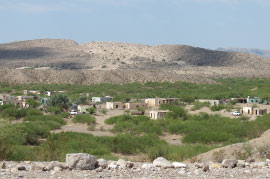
<box><xmin>149</xmin><ymin>110</ymin><xmax>170</xmax><ymax>120</ymax></box>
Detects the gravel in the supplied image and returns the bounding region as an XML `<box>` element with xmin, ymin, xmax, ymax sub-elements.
<box><xmin>1</xmin><ymin>160</ymin><xmax>270</xmax><ymax>179</ymax></box>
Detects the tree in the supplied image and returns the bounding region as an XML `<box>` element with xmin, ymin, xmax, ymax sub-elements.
<box><xmin>46</xmin><ymin>94</ymin><xmax>70</xmax><ymax>110</ymax></box>
<box><xmin>26</xmin><ymin>98</ymin><xmax>40</xmax><ymax>108</ymax></box>
<box><xmin>87</xmin><ymin>107</ymin><xmax>96</xmax><ymax>115</ymax></box>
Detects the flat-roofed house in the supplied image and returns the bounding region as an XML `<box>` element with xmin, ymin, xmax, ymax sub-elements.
<box><xmin>149</xmin><ymin>110</ymin><xmax>170</xmax><ymax>120</ymax></box>
<box><xmin>106</xmin><ymin>102</ymin><xmax>126</xmax><ymax>110</ymax></box>
<box><xmin>125</xmin><ymin>102</ymin><xmax>148</xmax><ymax>110</ymax></box>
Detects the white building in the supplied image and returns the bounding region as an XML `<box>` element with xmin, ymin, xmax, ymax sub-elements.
<box><xmin>149</xmin><ymin>110</ymin><xmax>169</xmax><ymax>120</ymax></box>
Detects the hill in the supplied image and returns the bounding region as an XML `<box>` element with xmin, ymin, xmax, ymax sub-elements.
<box><xmin>0</xmin><ymin>39</ymin><xmax>270</xmax><ymax>84</ymax></box>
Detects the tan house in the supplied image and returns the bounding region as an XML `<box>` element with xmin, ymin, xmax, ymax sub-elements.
<box><xmin>78</xmin><ymin>105</ymin><xmax>92</xmax><ymax>113</ymax></box>
<box><xmin>241</xmin><ymin>106</ymin><xmax>267</xmax><ymax>116</ymax></box>
<box><xmin>106</xmin><ymin>102</ymin><xmax>126</xmax><ymax>110</ymax></box>
<box><xmin>149</xmin><ymin>110</ymin><xmax>170</xmax><ymax>120</ymax></box>
<box><xmin>195</xmin><ymin>99</ymin><xmax>221</xmax><ymax>106</ymax></box>
<box><xmin>145</xmin><ymin>98</ymin><xmax>181</xmax><ymax>107</ymax></box>
<box><xmin>125</xmin><ymin>102</ymin><xmax>148</xmax><ymax>110</ymax></box>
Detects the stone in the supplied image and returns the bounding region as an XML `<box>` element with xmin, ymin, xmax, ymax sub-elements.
<box><xmin>54</xmin><ymin>167</ymin><xmax>62</xmax><ymax>172</ymax></box>
<box><xmin>194</xmin><ymin>163</ymin><xmax>203</xmax><ymax>168</ymax></box>
<box><xmin>209</xmin><ymin>163</ymin><xmax>222</xmax><ymax>169</ymax></box>
<box><xmin>96</xmin><ymin>167</ymin><xmax>103</xmax><ymax>172</ymax></box>
<box><xmin>24</xmin><ymin>161</ymin><xmax>31</xmax><ymax>164</ymax></box>
<box><xmin>246</xmin><ymin>158</ymin><xmax>255</xmax><ymax>163</ymax></box>
<box><xmin>1</xmin><ymin>162</ymin><xmax>6</xmax><ymax>169</ymax></box>
<box><xmin>17</xmin><ymin>166</ymin><xmax>26</xmax><ymax>171</ymax></box>
<box><xmin>11</xmin><ymin>168</ymin><xmax>18</xmax><ymax>174</ymax></box>
<box><xmin>126</xmin><ymin>161</ymin><xmax>134</xmax><ymax>168</ymax></box>
<box><xmin>116</xmin><ymin>159</ymin><xmax>127</xmax><ymax>168</ymax></box>
<box><xmin>97</xmin><ymin>159</ymin><xmax>108</xmax><ymax>169</ymax></box>
<box><xmin>251</xmin><ymin>162</ymin><xmax>265</xmax><ymax>168</ymax></box>
<box><xmin>203</xmin><ymin>165</ymin><xmax>209</xmax><ymax>172</ymax></box>
<box><xmin>237</xmin><ymin>160</ymin><xmax>246</xmax><ymax>168</ymax></box>
<box><xmin>47</xmin><ymin>161</ymin><xmax>67</xmax><ymax>171</ymax></box>
<box><xmin>172</xmin><ymin>162</ymin><xmax>187</xmax><ymax>168</ymax></box>
<box><xmin>66</xmin><ymin>153</ymin><xmax>97</xmax><ymax>170</ymax></box>
<box><xmin>153</xmin><ymin>157</ymin><xmax>173</xmax><ymax>168</ymax></box>
<box><xmin>31</xmin><ymin>164</ymin><xmax>46</xmax><ymax>171</ymax></box>
<box><xmin>222</xmin><ymin>159</ymin><xmax>237</xmax><ymax>168</ymax></box>
<box><xmin>108</xmin><ymin>162</ymin><xmax>118</xmax><ymax>169</ymax></box>
<box><xmin>142</xmin><ymin>163</ymin><xmax>154</xmax><ymax>169</ymax></box>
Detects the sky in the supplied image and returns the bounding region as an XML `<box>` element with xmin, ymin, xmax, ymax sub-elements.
<box><xmin>0</xmin><ymin>0</ymin><xmax>269</xmax><ymax>49</ymax></box>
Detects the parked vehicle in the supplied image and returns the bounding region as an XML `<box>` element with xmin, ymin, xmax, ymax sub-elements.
<box><xmin>69</xmin><ymin>110</ymin><xmax>78</xmax><ymax>115</ymax></box>
<box><xmin>232</xmin><ymin>111</ymin><xmax>241</xmax><ymax>116</ymax></box>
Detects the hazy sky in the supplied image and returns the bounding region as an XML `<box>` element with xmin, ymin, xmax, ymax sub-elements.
<box><xmin>0</xmin><ymin>0</ymin><xmax>269</xmax><ymax>49</ymax></box>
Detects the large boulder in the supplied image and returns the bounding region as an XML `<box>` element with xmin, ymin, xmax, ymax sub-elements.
<box><xmin>153</xmin><ymin>157</ymin><xmax>173</xmax><ymax>168</ymax></box>
<box><xmin>222</xmin><ymin>159</ymin><xmax>237</xmax><ymax>168</ymax></box>
<box><xmin>97</xmin><ymin>159</ymin><xmax>108</xmax><ymax>169</ymax></box>
<box><xmin>66</xmin><ymin>153</ymin><xmax>96</xmax><ymax>170</ymax></box>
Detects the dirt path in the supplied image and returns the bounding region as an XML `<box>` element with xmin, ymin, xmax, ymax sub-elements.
<box><xmin>52</xmin><ymin>109</ymin><xmax>125</xmax><ymax>136</ymax></box>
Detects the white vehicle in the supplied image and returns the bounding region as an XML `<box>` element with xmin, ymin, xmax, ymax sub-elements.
<box><xmin>69</xmin><ymin>110</ymin><xmax>78</xmax><ymax>115</ymax></box>
<box><xmin>232</xmin><ymin>111</ymin><xmax>241</xmax><ymax>116</ymax></box>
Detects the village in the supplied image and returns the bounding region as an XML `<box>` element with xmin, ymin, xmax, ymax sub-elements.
<box><xmin>1</xmin><ymin>89</ymin><xmax>270</xmax><ymax>121</ymax></box>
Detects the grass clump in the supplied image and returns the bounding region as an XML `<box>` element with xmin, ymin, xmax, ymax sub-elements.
<box><xmin>191</xmin><ymin>102</ymin><xmax>210</xmax><ymax>111</ymax></box>
<box><xmin>72</xmin><ymin>114</ymin><xmax>96</xmax><ymax>125</ymax></box>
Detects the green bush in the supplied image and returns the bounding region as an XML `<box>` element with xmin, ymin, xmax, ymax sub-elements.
<box><xmin>72</xmin><ymin>114</ymin><xmax>96</xmax><ymax>125</ymax></box>
<box><xmin>191</xmin><ymin>102</ymin><xmax>210</xmax><ymax>111</ymax></box>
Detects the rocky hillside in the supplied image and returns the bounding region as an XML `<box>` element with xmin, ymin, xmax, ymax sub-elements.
<box><xmin>0</xmin><ymin>39</ymin><xmax>270</xmax><ymax>84</ymax></box>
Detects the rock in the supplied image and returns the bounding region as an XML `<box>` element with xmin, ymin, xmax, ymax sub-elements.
<box><xmin>203</xmin><ymin>165</ymin><xmax>209</xmax><ymax>172</ymax></box>
<box><xmin>246</xmin><ymin>158</ymin><xmax>255</xmax><ymax>163</ymax></box>
<box><xmin>24</xmin><ymin>161</ymin><xmax>31</xmax><ymax>164</ymax></box>
<box><xmin>97</xmin><ymin>159</ymin><xmax>108</xmax><ymax>169</ymax></box>
<box><xmin>153</xmin><ymin>157</ymin><xmax>173</xmax><ymax>168</ymax></box>
<box><xmin>0</xmin><ymin>161</ymin><xmax>6</xmax><ymax>169</ymax></box>
<box><xmin>142</xmin><ymin>163</ymin><xmax>154</xmax><ymax>169</ymax></box>
<box><xmin>108</xmin><ymin>162</ymin><xmax>118</xmax><ymax>169</ymax></box>
<box><xmin>11</xmin><ymin>168</ymin><xmax>18</xmax><ymax>174</ymax></box>
<box><xmin>31</xmin><ymin>164</ymin><xmax>46</xmax><ymax>171</ymax></box>
<box><xmin>172</xmin><ymin>162</ymin><xmax>187</xmax><ymax>168</ymax></box>
<box><xmin>237</xmin><ymin>160</ymin><xmax>246</xmax><ymax>168</ymax></box>
<box><xmin>209</xmin><ymin>163</ymin><xmax>222</xmax><ymax>169</ymax></box>
<box><xmin>54</xmin><ymin>167</ymin><xmax>62</xmax><ymax>172</ymax></box>
<box><xmin>96</xmin><ymin>167</ymin><xmax>103</xmax><ymax>172</ymax></box>
<box><xmin>17</xmin><ymin>166</ymin><xmax>26</xmax><ymax>171</ymax></box>
<box><xmin>116</xmin><ymin>159</ymin><xmax>127</xmax><ymax>168</ymax></box>
<box><xmin>194</xmin><ymin>163</ymin><xmax>203</xmax><ymax>168</ymax></box>
<box><xmin>251</xmin><ymin>162</ymin><xmax>265</xmax><ymax>168</ymax></box>
<box><xmin>66</xmin><ymin>153</ymin><xmax>97</xmax><ymax>170</ymax></box>
<box><xmin>47</xmin><ymin>161</ymin><xmax>67</xmax><ymax>171</ymax></box>
<box><xmin>222</xmin><ymin>159</ymin><xmax>237</xmax><ymax>168</ymax></box>
<box><xmin>126</xmin><ymin>161</ymin><xmax>134</xmax><ymax>168</ymax></box>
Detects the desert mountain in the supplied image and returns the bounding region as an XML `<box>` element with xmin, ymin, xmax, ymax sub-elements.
<box><xmin>0</xmin><ymin>39</ymin><xmax>269</xmax><ymax>84</ymax></box>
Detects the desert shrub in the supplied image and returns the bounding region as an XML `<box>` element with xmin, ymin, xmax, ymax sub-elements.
<box><xmin>72</xmin><ymin>114</ymin><xmax>96</xmax><ymax>125</ymax></box>
<box><xmin>26</xmin><ymin>108</ymin><xmax>43</xmax><ymax>116</ymax></box>
<box><xmin>106</xmin><ymin>115</ymin><xmax>163</xmax><ymax>135</ymax></box>
<box><xmin>87</xmin><ymin>107</ymin><xmax>96</xmax><ymax>114</ymax></box>
<box><xmin>1</xmin><ymin>107</ymin><xmax>28</xmax><ymax>120</ymax></box>
<box><xmin>24</xmin><ymin>115</ymin><xmax>66</xmax><ymax>126</ymax></box>
<box><xmin>100</xmin><ymin>108</ymin><xmax>108</xmax><ymax>115</ymax></box>
<box><xmin>46</xmin><ymin>106</ymin><xmax>61</xmax><ymax>114</ymax></box>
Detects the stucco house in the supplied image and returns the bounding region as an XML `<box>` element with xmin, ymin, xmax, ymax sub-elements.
<box><xmin>106</xmin><ymin>102</ymin><xmax>126</xmax><ymax>110</ymax></box>
<box><xmin>247</xmin><ymin>96</ymin><xmax>261</xmax><ymax>104</ymax></box>
<box><xmin>78</xmin><ymin>105</ymin><xmax>92</xmax><ymax>113</ymax></box>
<box><xmin>92</xmin><ymin>96</ymin><xmax>112</xmax><ymax>103</ymax></box>
<box><xmin>195</xmin><ymin>99</ymin><xmax>222</xmax><ymax>106</ymax></box>
<box><xmin>125</xmin><ymin>102</ymin><xmax>148</xmax><ymax>110</ymax></box>
<box><xmin>241</xmin><ymin>106</ymin><xmax>267</xmax><ymax>116</ymax></box>
<box><xmin>149</xmin><ymin>110</ymin><xmax>170</xmax><ymax>120</ymax></box>
<box><xmin>145</xmin><ymin>98</ymin><xmax>181</xmax><ymax>107</ymax></box>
